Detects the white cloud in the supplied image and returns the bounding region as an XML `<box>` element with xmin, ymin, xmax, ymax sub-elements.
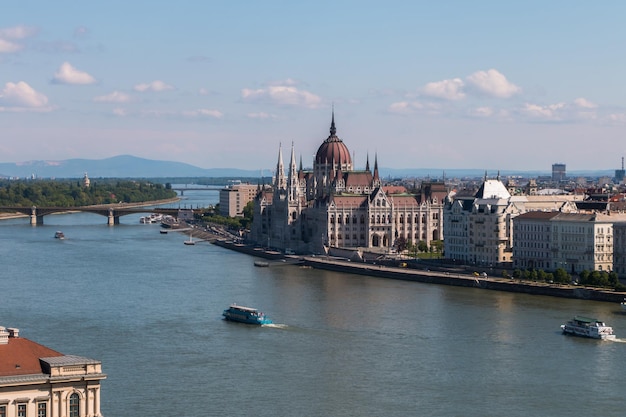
<box><xmin>133</xmin><ymin>80</ymin><xmax>174</xmax><ymax>92</ymax></box>
<box><xmin>247</xmin><ymin>112</ymin><xmax>277</xmax><ymax>119</ymax></box>
<box><xmin>268</xmin><ymin>78</ymin><xmax>299</xmax><ymax>87</ymax></box>
<box><xmin>241</xmin><ymin>85</ymin><xmax>322</xmax><ymax>108</ymax></box>
<box><xmin>0</xmin><ymin>25</ymin><xmax>38</xmax><ymax>40</ymax></box>
<box><xmin>74</xmin><ymin>26</ymin><xmax>90</xmax><ymax>39</ymax></box>
<box><xmin>573</xmin><ymin>97</ymin><xmax>597</xmax><ymax>109</ymax></box>
<box><xmin>608</xmin><ymin>113</ymin><xmax>626</xmax><ymax>123</ymax></box>
<box><xmin>0</xmin><ymin>39</ymin><xmax>22</xmax><ymax>53</ymax></box>
<box><xmin>0</xmin><ymin>81</ymin><xmax>51</xmax><ymax>112</ymax></box>
<box><xmin>182</xmin><ymin>109</ymin><xmax>223</xmax><ymax>118</ymax></box>
<box><xmin>466</xmin><ymin>69</ymin><xmax>521</xmax><ymax>98</ymax></box>
<box><xmin>93</xmin><ymin>91</ymin><xmax>132</xmax><ymax>103</ymax></box>
<box><xmin>422</xmin><ymin>78</ymin><xmax>465</xmax><ymax>100</ymax></box>
<box><xmin>469</xmin><ymin>107</ymin><xmax>494</xmax><ymax>117</ymax></box>
<box><xmin>0</xmin><ymin>25</ymin><xmax>37</xmax><ymax>53</ymax></box>
<box><xmin>52</xmin><ymin>62</ymin><xmax>96</xmax><ymax>85</ymax></box>
<box><xmin>522</xmin><ymin>102</ymin><xmax>566</xmax><ymax>119</ymax></box>
<box><xmin>112</xmin><ymin>108</ymin><xmax>128</xmax><ymax>116</ymax></box>
<box><xmin>387</xmin><ymin>101</ymin><xmax>431</xmax><ymax>115</ymax></box>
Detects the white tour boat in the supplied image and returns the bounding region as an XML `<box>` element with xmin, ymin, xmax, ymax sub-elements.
<box><xmin>560</xmin><ymin>316</ymin><xmax>616</xmax><ymax>340</ymax></box>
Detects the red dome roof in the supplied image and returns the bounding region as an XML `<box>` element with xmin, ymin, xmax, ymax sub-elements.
<box><xmin>315</xmin><ymin>114</ymin><xmax>352</xmax><ymax>166</ymax></box>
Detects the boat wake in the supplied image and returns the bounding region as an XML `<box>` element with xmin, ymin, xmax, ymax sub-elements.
<box><xmin>608</xmin><ymin>337</ymin><xmax>626</xmax><ymax>343</ymax></box>
<box><xmin>262</xmin><ymin>323</ymin><xmax>288</xmax><ymax>329</ymax></box>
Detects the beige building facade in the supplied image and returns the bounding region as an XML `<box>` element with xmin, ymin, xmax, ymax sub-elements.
<box><xmin>444</xmin><ymin>177</ymin><xmax>582</xmax><ymax>267</ymax></box>
<box><xmin>0</xmin><ymin>327</ymin><xmax>105</xmax><ymax>417</ymax></box>
<box><xmin>219</xmin><ymin>183</ymin><xmax>258</xmax><ymax>217</ymax></box>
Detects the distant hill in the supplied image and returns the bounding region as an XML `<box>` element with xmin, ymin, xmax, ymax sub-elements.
<box><xmin>0</xmin><ymin>155</ymin><xmax>615</xmax><ymax>179</ymax></box>
<box><xmin>0</xmin><ymin>155</ymin><xmax>262</xmax><ymax>179</ymax></box>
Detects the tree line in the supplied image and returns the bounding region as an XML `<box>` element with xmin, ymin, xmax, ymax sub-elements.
<box><xmin>0</xmin><ymin>179</ymin><xmax>177</xmax><ymax>207</ymax></box>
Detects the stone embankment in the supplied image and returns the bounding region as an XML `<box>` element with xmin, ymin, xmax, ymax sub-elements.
<box><xmin>208</xmin><ymin>238</ymin><xmax>626</xmax><ymax>304</ymax></box>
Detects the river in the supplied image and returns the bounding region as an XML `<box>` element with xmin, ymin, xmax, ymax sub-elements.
<box><xmin>1</xmin><ymin>187</ymin><xmax>624</xmax><ymax>416</ymax></box>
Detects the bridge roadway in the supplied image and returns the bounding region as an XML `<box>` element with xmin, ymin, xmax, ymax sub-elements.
<box><xmin>0</xmin><ymin>205</ymin><xmax>185</xmax><ymax>226</ymax></box>
<box><xmin>171</xmin><ymin>186</ymin><xmax>222</xmax><ymax>195</ymax></box>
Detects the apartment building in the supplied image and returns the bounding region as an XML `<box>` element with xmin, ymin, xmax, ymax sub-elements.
<box><xmin>444</xmin><ymin>177</ymin><xmax>581</xmax><ymax>267</ymax></box>
<box><xmin>219</xmin><ymin>183</ymin><xmax>258</xmax><ymax>217</ymax></box>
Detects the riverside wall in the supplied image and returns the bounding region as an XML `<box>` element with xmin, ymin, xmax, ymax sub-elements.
<box><xmin>210</xmin><ymin>239</ymin><xmax>626</xmax><ymax>304</ymax></box>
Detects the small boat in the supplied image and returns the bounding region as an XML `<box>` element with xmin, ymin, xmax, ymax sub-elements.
<box><xmin>254</xmin><ymin>260</ymin><xmax>270</xmax><ymax>267</ymax></box>
<box><xmin>54</xmin><ymin>231</ymin><xmax>65</xmax><ymax>239</ymax></box>
<box><xmin>160</xmin><ymin>230</ymin><xmax>168</xmax><ymax>234</ymax></box>
<box><xmin>184</xmin><ymin>231</ymin><xmax>195</xmax><ymax>245</ymax></box>
<box><xmin>560</xmin><ymin>316</ymin><xmax>616</xmax><ymax>340</ymax></box>
<box><xmin>223</xmin><ymin>304</ymin><xmax>272</xmax><ymax>325</ymax></box>
<box><xmin>621</xmin><ymin>299</ymin><xmax>626</xmax><ymax>311</ymax></box>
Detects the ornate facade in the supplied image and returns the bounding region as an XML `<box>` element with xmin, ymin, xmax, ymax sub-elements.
<box><xmin>249</xmin><ymin>114</ymin><xmax>446</xmax><ymax>255</ymax></box>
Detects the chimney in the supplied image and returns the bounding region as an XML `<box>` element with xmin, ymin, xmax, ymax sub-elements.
<box><xmin>8</xmin><ymin>328</ymin><xmax>19</xmax><ymax>338</ymax></box>
<box><xmin>0</xmin><ymin>327</ymin><xmax>8</xmax><ymax>345</ymax></box>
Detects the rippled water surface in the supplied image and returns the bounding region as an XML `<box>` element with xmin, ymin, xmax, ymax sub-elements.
<box><xmin>1</xmin><ymin>189</ymin><xmax>625</xmax><ymax>416</ymax></box>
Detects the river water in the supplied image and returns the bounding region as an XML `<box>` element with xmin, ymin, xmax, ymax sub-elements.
<box><xmin>1</xmin><ymin>187</ymin><xmax>625</xmax><ymax>416</ymax></box>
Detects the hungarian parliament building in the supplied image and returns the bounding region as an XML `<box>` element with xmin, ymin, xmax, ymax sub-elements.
<box><xmin>249</xmin><ymin>114</ymin><xmax>446</xmax><ymax>256</ymax></box>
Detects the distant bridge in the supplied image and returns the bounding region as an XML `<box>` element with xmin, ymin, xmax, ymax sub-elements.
<box><xmin>172</xmin><ymin>186</ymin><xmax>223</xmax><ymax>195</ymax></box>
<box><xmin>0</xmin><ymin>205</ymin><xmax>191</xmax><ymax>226</ymax></box>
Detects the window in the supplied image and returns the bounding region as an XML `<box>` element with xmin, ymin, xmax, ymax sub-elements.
<box><xmin>0</xmin><ymin>405</ymin><xmax>6</xmax><ymax>417</ymax></box>
<box><xmin>37</xmin><ymin>403</ymin><xmax>47</xmax><ymax>417</ymax></box>
<box><xmin>18</xmin><ymin>404</ymin><xmax>26</xmax><ymax>417</ymax></box>
<box><xmin>69</xmin><ymin>394</ymin><xmax>79</xmax><ymax>417</ymax></box>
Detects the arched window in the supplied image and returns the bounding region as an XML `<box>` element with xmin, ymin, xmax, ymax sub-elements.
<box><xmin>69</xmin><ymin>393</ymin><xmax>80</xmax><ymax>417</ymax></box>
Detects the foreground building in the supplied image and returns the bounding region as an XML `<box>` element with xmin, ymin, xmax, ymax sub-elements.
<box><xmin>249</xmin><ymin>114</ymin><xmax>446</xmax><ymax>255</ymax></box>
<box><xmin>0</xmin><ymin>326</ymin><xmax>105</xmax><ymax>417</ymax></box>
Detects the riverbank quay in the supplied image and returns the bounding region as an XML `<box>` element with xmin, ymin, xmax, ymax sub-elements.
<box><xmin>302</xmin><ymin>256</ymin><xmax>626</xmax><ymax>303</ymax></box>
<box><xmin>207</xmin><ymin>239</ymin><xmax>626</xmax><ymax>304</ymax></box>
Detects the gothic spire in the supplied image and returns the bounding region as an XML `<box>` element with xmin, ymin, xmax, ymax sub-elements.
<box><xmin>330</xmin><ymin>108</ymin><xmax>336</xmax><ymax>137</ymax></box>
<box><xmin>366</xmin><ymin>153</ymin><xmax>370</xmax><ymax>172</ymax></box>
<box><xmin>373</xmin><ymin>153</ymin><xmax>379</xmax><ymax>181</ymax></box>
<box><xmin>275</xmin><ymin>142</ymin><xmax>286</xmax><ymax>189</ymax></box>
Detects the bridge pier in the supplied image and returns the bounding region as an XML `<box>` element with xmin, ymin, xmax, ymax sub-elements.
<box><xmin>30</xmin><ymin>207</ymin><xmax>43</xmax><ymax>225</ymax></box>
<box><xmin>107</xmin><ymin>209</ymin><xmax>119</xmax><ymax>226</ymax></box>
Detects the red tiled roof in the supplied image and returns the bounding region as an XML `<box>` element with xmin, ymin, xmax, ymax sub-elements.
<box><xmin>344</xmin><ymin>172</ymin><xmax>373</xmax><ymax>187</ymax></box>
<box><xmin>331</xmin><ymin>195</ymin><xmax>368</xmax><ymax>208</ymax></box>
<box><xmin>383</xmin><ymin>185</ymin><xmax>407</xmax><ymax>194</ymax></box>
<box><xmin>0</xmin><ymin>337</ymin><xmax>63</xmax><ymax>377</ymax></box>
<box><xmin>390</xmin><ymin>195</ymin><xmax>419</xmax><ymax>207</ymax></box>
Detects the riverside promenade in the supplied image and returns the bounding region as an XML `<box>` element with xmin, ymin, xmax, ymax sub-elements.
<box><xmin>209</xmin><ymin>238</ymin><xmax>626</xmax><ymax>304</ymax></box>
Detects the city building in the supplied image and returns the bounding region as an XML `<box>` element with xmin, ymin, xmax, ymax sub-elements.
<box><xmin>552</xmin><ymin>163</ymin><xmax>566</xmax><ymax>182</ymax></box>
<box><xmin>611</xmin><ymin>221</ymin><xmax>626</xmax><ymax>278</ymax></box>
<box><xmin>512</xmin><ymin>211</ymin><xmax>561</xmax><ymax>271</ymax></box>
<box><xmin>615</xmin><ymin>157</ymin><xmax>625</xmax><ymax>183</ymax></box>
<box><xmin>218</xmin><ymin>182</ymin><xmax>259</xmax><ymax>217</ymax></box>
<box><xmin>443</xmin><ymin>176</ymin><xmax>582</xmax><ymax>267</ymax></box>
<box><xmin>0</xmin><ymin>326</ymin><xmax>105</xmax><ymax>417</ymax></box>
<box><xmin>249</xmin><ymin>114</ymin><xmax>446</xmax><ymax>255</ymax></box>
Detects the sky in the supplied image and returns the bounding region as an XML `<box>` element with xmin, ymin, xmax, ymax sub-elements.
<box><xmin>1</xmin><ymin>1</ymin><xmax>626</xmax><ymax>173</ymax></box>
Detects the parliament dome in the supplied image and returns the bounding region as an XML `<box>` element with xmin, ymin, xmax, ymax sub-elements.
<box><xmin>315</xmin><ymin>114</ymin><xmax>352</xmax><ymax>166</ymax></box>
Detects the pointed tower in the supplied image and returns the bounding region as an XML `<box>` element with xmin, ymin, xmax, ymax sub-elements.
<box><xmin>372</xmin><ymin>153</ymin><xmax>380</xmax><ymax>187</ymax></box>
<box><xmin>274</xmin><ymin>143</ymin><xmax>286</xmax><ymax>190</ymax></box>
<box><xmin>288</xmin><ymin>142</ymin><xmax>299</xmax><ymax>201</ymax></box>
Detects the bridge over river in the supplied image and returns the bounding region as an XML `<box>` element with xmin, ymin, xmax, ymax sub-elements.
<box><xmin>0</xmin><ymin>205</ymin><xmax>189</xmax><ymax>226</ymax></box>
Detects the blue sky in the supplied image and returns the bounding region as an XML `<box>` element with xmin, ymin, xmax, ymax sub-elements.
<box><xmin>1</xmin><ymin>1</ymin><xmax>626</xmax><ymax>173</ymax></box>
